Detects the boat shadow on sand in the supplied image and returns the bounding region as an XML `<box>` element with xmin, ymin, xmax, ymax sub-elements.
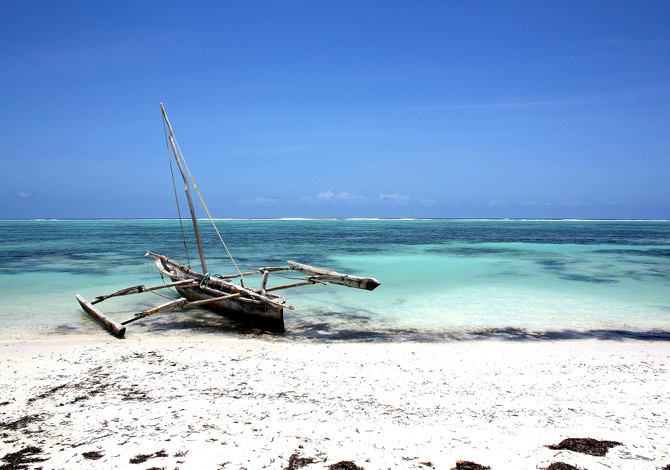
<box><xmin>76</xmin><ymin>307</ymin><xmax>670</xmax><ymax>342</ymax></box>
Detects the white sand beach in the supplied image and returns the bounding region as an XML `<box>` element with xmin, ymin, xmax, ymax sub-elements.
<box><xmin>1</xmin><ymin>338</ymin><xmax>668</xmax><ymax>469</ymax></box>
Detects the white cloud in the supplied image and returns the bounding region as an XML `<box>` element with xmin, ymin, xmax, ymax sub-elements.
<box><xmin>523</xmin><ymin>201</ymin><xmax>555</xmax><ymax>207</ymax></box>
<box><xmin>420</xmin><ymin>198</ymin><xmax>439</xmax><ymax>206</ymax></box>
<box><xmin>239</xmin><ymin>197</ymin><xmax>279</xmax><ymax>205</ymax></box>
<box><xmin>16</xmin><ymin>191</ymin><xmax>32</xmax><ymax>199</ymax></box>
<box><xmin>317</xmin><ymin>191</ymin><xmax>336</xmax><ymax>201</ymax></box>
<box><xmin>560</xmin><ymin>201</ymin><xmax>621</xmax><ymax>207</ymax></box>
<box><xmin>488</xmin><ymin>200</ymin><xmax>505</xmax><ymax>207</ymax></box>
<box><xmin>305</xmin><ymin>191</ymin><xmax>366</xmax><ymax>204</ymax></box>
<box><xmin>379</xmin><ymin>194</ymin><xmax>410</xmax><ymax>205</ymax></box>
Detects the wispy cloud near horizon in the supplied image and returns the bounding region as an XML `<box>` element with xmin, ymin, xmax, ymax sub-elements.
<box><xmin>420</xmin><ymin>198</ymin><xmax>439</xmax><ymax>206</ymax></box>
<box><xmin>379</xmin><ymin>194</ymin><xmax>410</xmax><ymax>205</ymax></box>
<box><xmin>239</xmin><ymin>196</ymin><xmax>280</xmax><ymax>205</ymax></box>
<box><xmin>300</xmin><ymin>191</ymin><xmax>367</xmax><ymax>205</ymax></box>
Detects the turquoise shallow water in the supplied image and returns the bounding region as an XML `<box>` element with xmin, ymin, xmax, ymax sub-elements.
<box><xmin>1</xmin><ymin>219</ymin><xmax>669</xmax><ymax>341</ymax></box>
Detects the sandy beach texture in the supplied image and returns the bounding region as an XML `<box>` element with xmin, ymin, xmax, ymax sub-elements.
<box><xmin>1</xmin><ymin>338</ymin><xmax>668</xmax><ymax>470</ymax></box>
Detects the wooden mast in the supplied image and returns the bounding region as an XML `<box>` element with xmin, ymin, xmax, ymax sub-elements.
<box><xmin>160</xmin><ymin>103</ymin><xmax>208</xmax><ymax>274</ymax></box>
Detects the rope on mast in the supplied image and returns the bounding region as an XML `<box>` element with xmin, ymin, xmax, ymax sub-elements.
<box><xmin>160</xmin><ymin>103</ymin><xmax>207</xmax><ymax>273</ymax></box>
<box><xmin>171</xmin><ymin>130</ymin><xmax>247</xmax><ymax>286</ymax></box>
<box><xmin>163</xmin><ymin>115</ymin><xmax>191</xmax><ymax>268</ymax></box>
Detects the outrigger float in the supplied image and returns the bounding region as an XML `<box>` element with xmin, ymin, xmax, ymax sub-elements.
<box><xmin>76</xmin><ymin>104</ymin><xmax>380</xmax><ymax>337</ymax></box>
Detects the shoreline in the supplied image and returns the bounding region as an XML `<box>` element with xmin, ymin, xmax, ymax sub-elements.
<box><xmin>1</xmin><ymin>338</ymin><xmax>668</xmax><ymax>469</ymax></box>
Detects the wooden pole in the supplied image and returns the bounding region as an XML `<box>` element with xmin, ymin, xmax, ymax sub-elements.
<box><xmin>260</xmin><ymin>269</ymin><xmax>270</xmax><ymax>295</ymax></box>
<box><xmin>264</xmin><ymin>280</ymin><xmax>316</xmax><ymax>291</ymax></box>
<box><xmin>185</xmin><ymin>292</ymin><xmax>242</xmax><ymax>307</ymax></box>
<box><xmin>121</xmin><ymin>298</ymin><xmax>188</xmax><ymax>325</ymax></box>
<box><xmin>160</xmin><ymin>103</ymin><xmax>208</xmax><ymax>274</ymax></box>
<box><xmin>121</xmin><ymin>292</ymin><xmax>243</xmax><ymax>326</ymax></box>
<box><xmin>91</xmin><ymin>279</ymin><xmax>198</xmax><ymax>304</ymax></box>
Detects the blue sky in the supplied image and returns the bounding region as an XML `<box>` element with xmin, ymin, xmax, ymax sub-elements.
<box><xmin>2</xmin><ymin>1</ymin><xmax>669</xmax><ymax>219</ymax></box>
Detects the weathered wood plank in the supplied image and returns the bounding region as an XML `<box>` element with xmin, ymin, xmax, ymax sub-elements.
<box><xmin>265</xmin><ymin>280</ymin><xmax>324</xmax><ymax>292</ymax></box>
<box><xmin>287</xmin><ymin>261</ymin><xmax>381</xmax><ymax>291</ymax></box>
<box><xmin>121</xmin><ymin>298</ymin><xmax>188</xmax><ymax>325</ymax></box>
<box><xmin>76</xmin><ymin>295</ymin><xmax>126</xmax><ymax>338</ymax></box>
<box><xmin>186</xmin><ymin>292</ymin><xmax>241</xmax><ymax>307</ymax></box>
<box><xmin>91</xmin><ymin>279</ymin><xmax>198</xmax><ymax>304</ymax></box>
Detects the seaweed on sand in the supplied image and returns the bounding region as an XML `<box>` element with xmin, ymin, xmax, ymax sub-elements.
<box><xmin>452</xmin><ymin>461</ymin><xmax>490</xmax><ymax>470</ymax></box>
<box><xmin>0</xmin><ymin>415</ymin><xmax>43</xmax><ymax>431</ymax></box>
<box><xmin>547</xmin><ymin>438</ymin><xmax>622</xmax><ymax>456</ymax></box>
<box><xmin>129</xmin><ymin>453</ymin><xmax>153</xmax><ymax>464</ymax></box>
<box><xmin>328</xmin><ymin>461</ymin><xmax>364</xmax><ymax>470</ymax></box>
<box><xmin>82</xmin><ymin>451</ymin><xmax>104</xmax><ymax>460</ymax></box>
<box><xmin>545</xmin><ymin>463</ymin><xmax>583</xmax><ymax>470</ymax></box>
<box><xmin>27</xmin><ymin>384</ymin><xmax>68</xmax><ymax>403</ymax></box>
<box><xmin>0</xmin><ymin>446</ymin><xmax>48</xmax><ymax>470</ymax></box>
<box><xmin>284</xmin><ymin>452</ymin><xmax>315</xmax><ymax>469</ymax></box>
<box><xmin>129</xmin><ymin>449</ymin><xmax>168</xmax><ymax>464</ymax></box>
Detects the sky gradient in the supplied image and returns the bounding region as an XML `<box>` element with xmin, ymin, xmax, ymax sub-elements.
<box><xmin>2</xmin><ymin>0</ymin><xmax>669</xmax><ymax>219</ymax></box>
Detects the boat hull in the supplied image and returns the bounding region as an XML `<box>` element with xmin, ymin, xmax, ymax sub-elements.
<box><xmin>152</xmin><ymin>254</ymin><xmax>285</xmax><ymax>333</ymax></box>
<box><xmin>174</xmin><ymin>282</ymin><xmax>284</xmax><ymax>333</ymax></box>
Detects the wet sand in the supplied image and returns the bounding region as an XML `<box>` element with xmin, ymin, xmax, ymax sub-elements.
<box><xmin>1</xmin><ymin>337</ymin><xmax>668</xmax><ymax>469</ymax></box>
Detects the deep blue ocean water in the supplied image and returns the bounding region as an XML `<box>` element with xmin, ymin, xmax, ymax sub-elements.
<box><xmin>1</xmin><ymin>219</ymin><xmax>669</xmax><ymax>341</ymax></box>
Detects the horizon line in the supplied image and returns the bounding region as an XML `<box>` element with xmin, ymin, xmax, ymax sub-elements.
<box><xmin>2</xmin><ymin>217</ymin><xmax>669</xmax><ymax>222</ymax></box>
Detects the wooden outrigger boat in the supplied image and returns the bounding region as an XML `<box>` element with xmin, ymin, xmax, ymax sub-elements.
<box><xmin>76</xmin><ymin>104</ymin><xmax>380</xmax><ymax>337</ymax></box>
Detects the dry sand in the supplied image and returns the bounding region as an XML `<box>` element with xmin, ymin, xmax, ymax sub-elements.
<box><xmin>0</xmin><ymin>337</ymin><xmax>668</xmax><ymax>469</ymax></box>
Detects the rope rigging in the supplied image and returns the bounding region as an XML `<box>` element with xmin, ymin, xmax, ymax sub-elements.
<box><xmin>163</xmin><ymin>112</ymin><xmax>247</xmax><ymax>286</ymax></box>
<box><xmin>163</xmin><ymin>116</ymin><xmax>191</xmax><ymax>268</ymax></box>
